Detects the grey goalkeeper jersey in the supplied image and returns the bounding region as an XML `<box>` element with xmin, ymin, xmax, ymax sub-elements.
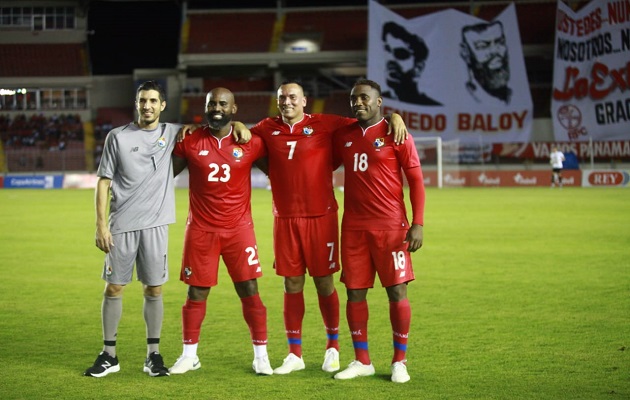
<box><xmin>97</xmin><ymin>122</ymin><xmax>180</xmax><ymax>234</ymax></box>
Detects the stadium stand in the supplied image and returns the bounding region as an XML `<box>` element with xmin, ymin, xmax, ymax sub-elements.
<box><xmin>4</xmin><ymin>0</ymin><xmax>625</xmax><ymax>173</ymax></box>
<box><xmin>95</xmin><ymin>107</ymin><xmax>133</xmax><ymax>133</ymax></box>
<box><xmin>185</xmin><ymin>11</ymin><xmax>277</xmax><ymax>53</ymax></box>
<box><xmin>0</xmin><ymin>113</ymin><xmax>83</xmax><ymax>148</ymax></box>
<box><xmin>202</xmin><ymin>77</ymin><xmax>274</xmax><ymax>93</ymax></box>
<box><xmin>321</xmin><ymin>90</ymin><xmax>353</xmax><ymax>117</ymax></box>
<box><xmin>0</xmin><ymin>43</ymin><xmax>88</xmax><ymax>77</ymax></box>
<box><xmin>283</xmin><ymin>8</ymin><xmax>368</xmax><ymax>51</ymax></box>
<box><xmin>180</xmin><ymin>1</ymin><xmax>563</xmax><ymax>121</ymax></box>
<box><xmin>0</xmin><ymin>113</ymin><xmax>86</xmax><ymax>171</ymax></box>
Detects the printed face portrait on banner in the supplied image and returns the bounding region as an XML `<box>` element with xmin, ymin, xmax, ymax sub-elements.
<box><xmin>460</xmin><ymin>21</ymin><xmax>511</xmax><ymax>105</ymax></box>
<box><xmin>381</xmin><ymin>21</ymin><xmax>442</xmax><ymax>106</ymax></box>
<box><xmin>368</xmin><ymin>1</ymin><xmax>533</xmax><ymax>144</ymax></box>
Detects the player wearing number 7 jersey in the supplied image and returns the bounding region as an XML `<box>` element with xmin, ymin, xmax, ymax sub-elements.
<box><xmin>169</xmin><ymin>87</ymin><xmax>273</xmax><ymax>376</ymax></box>
<box><xmin>250</xmin><ymin>82</ymin><xmax>352</xmax><ymax>375</ymax></box>
<box><xmin>332</xmin><ymin>79</ymin><xmax>425</xmax><ymax>384</ymax></box>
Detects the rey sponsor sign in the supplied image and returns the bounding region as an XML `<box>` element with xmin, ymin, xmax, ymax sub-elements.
<box><xmin>582</xmin><ymin>170</ymin><xmax>630</xmax><ymax>186</ymax></box>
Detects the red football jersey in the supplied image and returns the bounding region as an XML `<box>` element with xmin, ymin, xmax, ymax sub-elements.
<box><xmin>333</xmin><ymin>118</ymin><xmax>423</xmax><ymax>230</ymax></box>
<box><xmin>174</xmin><ymin>126</ymin><xmax>267</xmax><ymax>231</ymax></box>
<box><xmin>251</xmin><ymin>113</ymin><xmax>353</xmax><ymax>217</ymax></box>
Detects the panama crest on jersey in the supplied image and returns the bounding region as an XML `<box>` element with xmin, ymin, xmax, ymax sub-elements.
<box><xmin>232</xmin><ymin>147</ymin><xmax>244</xmax><ymax>159</ymax></box>
<box><xmin>302</xmin><ymin>126</ymin><xmax>314</xmax><ymax>136</ymax></box>
<box><xmin>373</xmin><ymin>138</ymin><xmax>385</xmax><ymax>148</ymax></box>
<box><xmin>157</xmin><ymin>136</ymin><xmax>167</xmax><ymax>148</ymax></box>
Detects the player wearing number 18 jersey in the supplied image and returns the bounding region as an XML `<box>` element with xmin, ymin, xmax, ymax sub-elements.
<box><xmin>332</xmin><ymin>79</ymin><xmax>425</xmax><ymax>384</ymax></box>
<box><xmin>169</xmin><ymin>88</ymin><xmax>272</xmax><ymax>376</ymax></box>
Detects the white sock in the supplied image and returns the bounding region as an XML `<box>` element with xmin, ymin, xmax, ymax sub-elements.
<box><xmin>183</xmin><ymin>343</ymin><xmax>198</xmax><ymax>357</ymax></box>
<box><xmin>253</xmin><ymin>344</ymin><xmax>268</xmax><ymax>358</ymax></box>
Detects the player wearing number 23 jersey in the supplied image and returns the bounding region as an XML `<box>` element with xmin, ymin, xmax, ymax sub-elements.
<box><xmin>174</xmin><ymin>125</ymin><xmax>266</xmax><ymax>233</ymax></box>
<box><xmin>170</xmin><ymin>87</ymin><xmax>272</xmax><ymax>377</ymax></box>
<box><xmin>173</xmin><ymin>125</ymin><xmax>267</xmax><ymax>286</ymax></box>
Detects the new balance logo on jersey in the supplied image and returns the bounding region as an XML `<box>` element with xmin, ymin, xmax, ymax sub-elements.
<box><xmin>198</xmin><ymin>150</ymin><xmax>209</xmax><ymax>156</ymax></box>
<box><xmin>131</xmin><ymin>147</ymin><xmax>139</xmax><ymax>152</ymax></box>
<box><xmin>345</xmin><ymin>142</ymin><xmax>353</xmax><ymax>147</ymax></box>
<box><xmin>272</xmin><ymin>131</ymin><xmax>281</xmax><ymax>136</ymax></box>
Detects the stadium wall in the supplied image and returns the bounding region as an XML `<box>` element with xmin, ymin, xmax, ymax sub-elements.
<box><xmin>1</xmin><ymin>169</ymin><xmax>628</xmax><ymax>189</ymax></box>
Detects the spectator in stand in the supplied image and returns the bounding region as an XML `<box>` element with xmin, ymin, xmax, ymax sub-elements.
<box><xmin>332</xmin><ymin>79</ymin><xmax>425</xmax><ymax>384</ymax></box>
<box><xmin>2</xmin><ymin>113</ymin><xmax>83</xmax><ymax>149</ymax></box>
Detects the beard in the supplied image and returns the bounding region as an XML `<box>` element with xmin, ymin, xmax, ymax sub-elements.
<box><xmin>138</xmin><ymin>112</ymin><xmax>159</xmax><ymax>127</ymax></box>
<box><xmin>472</xmin><ymin>53</ymin><xmax>510</xmax><ymax>92</ymax></box>
<box><xmin>206</xmin><ymin>112</ymin><xmax>233</xmax><ymax>130</ymax></box>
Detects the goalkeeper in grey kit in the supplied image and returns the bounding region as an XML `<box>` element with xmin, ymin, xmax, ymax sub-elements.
<box><xmin>84</xmin><ymin>80</ymin><xmax>178</xmax><ymax>378</ymax></box>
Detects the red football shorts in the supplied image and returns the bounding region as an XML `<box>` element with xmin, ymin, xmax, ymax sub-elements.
<box><xmin>340</xmin><ymin>229</ymin><xmax>415</xmax><ymax>289</ymax></box>
<box><xmin>273</xmin><ymin>212</ymin><xmax>340</xmax><ymax>277</ymax></box>
<box><xmin>180</xmin><ymin>226</ymin><xmax>263</xmax><ymax>287</ymax></box>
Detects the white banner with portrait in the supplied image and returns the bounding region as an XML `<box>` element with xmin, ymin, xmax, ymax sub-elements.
<box><xmin>368</xmin><ymin>1</ymin><xmax>533</xmax><ymax>144</ymax></box>
<box><xmin>552</xmin><ymin>0</ymin><xmax>630</xmax><ymax>142</ymax></box>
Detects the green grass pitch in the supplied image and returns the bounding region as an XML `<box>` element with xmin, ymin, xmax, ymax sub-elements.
<box><xmin>0</xmin><ymin>187</ymin><xmax>628</xmax><ymax>399</ymax></box>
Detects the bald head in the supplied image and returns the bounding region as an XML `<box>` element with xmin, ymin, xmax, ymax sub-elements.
<box><xmin>205</xmin><ymin>87</ymin><xmax>237</xmax><ymax>132</ymax></box>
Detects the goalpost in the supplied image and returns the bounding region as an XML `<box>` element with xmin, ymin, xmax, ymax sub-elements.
<box><xmin>413</xmin><ymin>136</ymin><xmax>460</xmax><ymax>188</ymax></box>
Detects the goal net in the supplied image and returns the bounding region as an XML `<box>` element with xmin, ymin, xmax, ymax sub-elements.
<box><xmin>413</xmin><ymin>136</ymin><xmax>460</xmax><ymax>188</ymax></box>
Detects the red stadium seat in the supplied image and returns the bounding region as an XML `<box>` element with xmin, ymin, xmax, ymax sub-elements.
<box><xmin>0</xmin><ymin>44</ymin><xmax>88</xmax><ymax>77</ymax></box>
